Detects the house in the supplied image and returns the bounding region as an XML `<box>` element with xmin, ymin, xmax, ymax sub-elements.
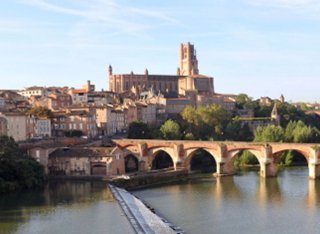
<box><xmin>48</xmin><ymin>147</ymin><xmax>113</xmax><ymax>176</ymax></box>
<box><xmin>18</xmin><ymin>86</ymin><xmax>47</xmax><ymax>98</ymax></box>
<box><xmin>3</xmin><ymin>112</ymin><xmax>28</xmax><ymax>141</ymax></box>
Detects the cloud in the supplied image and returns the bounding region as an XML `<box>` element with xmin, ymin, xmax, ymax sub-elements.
<box><xmin>19</xmin><ymin>0</ymin><xmax>178</xmax><ymax>35</ymax></box>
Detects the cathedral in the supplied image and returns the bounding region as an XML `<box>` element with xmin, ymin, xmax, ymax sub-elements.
<box><xmin>108</xmin><ymin>42</ymin><xmax>214</xmax><ymax>98</ymax></box>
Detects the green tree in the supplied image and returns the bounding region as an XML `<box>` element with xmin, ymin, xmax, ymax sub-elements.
<box><xmin>0</xmin><ymin>136</ymin><xmax>44</xmax><ymax>194</ymax></box>
<box><xmin>235</xmin><ymin>93</ymin><xmax>258</xmax><ymax>110</ymax></box>
<box><xmin>225</xmin><ymin>121</ymin><xmax>253</xmax><ymax>141</ymax></box>
<box><xmin>0</xmin><ymin>136</ymin><xmax>20</xmax><ymax>160</ymax></box>
<box><xmin>127</xmin><ymin>121</ymin><xmax>152</xmax><ymax>139</ymax></box>
<box><xmin>184</xmin><ymin>132</ymin><xmax>195</xmax><ymax>140</ymax></box>
<box><xmin>284</xmin><ymin>120</ymin><xmax>320</xmax><ymax>143</ymax></box>
<box><xmin>254</xmin><ymin>125</ymin><xmax>285</xmax><ymax>142</ymax></box>
<box><xmin>284</xmin><ymin>121</ymin><xmax>297</xmax><ymax>142</ymax></box>
<box><xmin>240</xmin><ymin>150</ymin><xmax>259</xmax><ymax>165</ymax></box>
<box><xmin>181</xmin><ymin>104</ymin><xmax>230</xmax><ymax>140</ymax></box>
<box><xmin>160</xmin><ymin>119</ymin><xmax>181</xmax><ymax>140</ymax></box>
<box><xmin>255</xmin><ymin>105</ymin><xmax>273</xmax><ymax>118</ymax></box>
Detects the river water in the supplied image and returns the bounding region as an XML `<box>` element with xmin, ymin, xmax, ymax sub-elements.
<box><xmin>0</xmin><ymin>181</ymin><xmax>134</xmax><ymax>234</ymax></box>
<box><xmin>1</xmin><ymin>167</ymin><xmax>320</xmax><ymax>234</ymax></box>
<box><xmin>134</xmin><ymin>167</ymin><xmax>320</xmax><ymax>234</ymax></box>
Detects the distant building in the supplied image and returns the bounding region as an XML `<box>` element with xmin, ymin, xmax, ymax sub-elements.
<box><xmin>82</xmin><ymin>80</ymin><xmax>95</xmax><ymax>93</ymax></box>
<box><xmin>48</xmin><ymin>147</ymin><xmax>113</xmax><ymax>176</ymax></box>
<box><xmin>68</xmin><ymin>89</ymin><xmax>88</xmax><ymax>105</ymax></box>
<box><xmin>29</xmin><ymin>93</ymin><xmax>72</xmax><ymax>111</ymax></box>
<box><xmin>259</xmin><ymin>97</ymin><xmax>273</xmax><ymax>106</ymax></box>
<box><xmin>235</xmin><ymin>103</ymin><xmax>280</xmax><ymax>132</ymax></box>
<box><xmin>18</xmin><ymin>86</ymin><xmax>47</xmax><ymax>98</ymax></box>
<box><xmin>36</xmin><ymin>118</ymin><xmax>51</xmax><ymax>137</ymax></box>
<box><xmin>0</xmin><ymin>113</ymin><xmax>8</xmax><ymax>136</ymax></box>
<box><xmin>108</xmin><ymin>42</ymin><xmax>214</xmax><ymax>98</ymax></box>
<box><xmin>0</xmin><ymin>97</ymin><xmax>5</xmax><ymax>109</ymax></box>
<box><xmin>4</xmin><ymin>112</ymin><xmax>28</xmax><ymax>141</ymax></box>
<box><xmin>279</xmin><ymin>94</ymin><xmax>285</xmax><ymax>104</ymax></box>
<box><xmin>51</xmin><ymin>106</ymin><xmax>97</xmax><ymax>138</ymax></box>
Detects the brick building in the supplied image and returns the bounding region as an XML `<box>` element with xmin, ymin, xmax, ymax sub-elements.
<box><xmin>108</xmin><ymin>42</ymin><xmax>214</xmax><ymax>98</ymax></box>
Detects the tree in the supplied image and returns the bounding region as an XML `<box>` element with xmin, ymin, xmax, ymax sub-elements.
<box><xmin>284</xmin><ymin>120</ymin><xmax>320</xmax><ymax>143</ymax></box>
<box><xmin>184</xmin><ymin>132</ymin><xmax>195</xmax><ymax>140</ymax></box>
<box><xmin>225</xmin><ymin>121</ymin><xmax>252</xmax><ymax>141</ymax></box>
<box><xmin>0</xmin><ymin>136</ymin><xmax>44</xmax><ymax>194</ymax></box>
<box><xmin>180</xmin><ymin>104</ymin><xmax>231</xmax><ymax>140</ymax></box>
<box><xmin>237</xmin><ymin>150</ymin><xmax>259</xmax><ymax>166</ymax></box>
<box><xmin>235</xmin><ymin>93</ymin><xmax>258</xmax><ymax>110</ymax></box>
<box><xmin>28</xmin><ymin>106</ymin><xmax>52</xmax><ymax>118</ymax></box>
<box><xmin>0</xmin><ymin>136</ymin><xmax>20</xmax><ymax>160</ymax></box>
<box><xmin>160</xmin><ymin>119</ymin><xmax>181</xmax><ymax>140</ymax></box>
<box><xmin>254</xmin><ymin>125</ymin><xmax>284</xmax><ymax>142</ymax></box>
<box><xmin>284</xmin><ymin>121</ymin><xmax>297</xmax><ymax>142</ymax></box>
<box><xmin>127</xmin><ymin>121</ymin><xmax>152</xmax><ymax>139</ymax></box>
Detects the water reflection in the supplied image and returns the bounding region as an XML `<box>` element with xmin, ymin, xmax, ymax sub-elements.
<box><xmin>135</xmin><ymin>168</ymin><xmax>320</xmax><ymax>234</ymax></box>
<box><xmin>255</xmin><ymin>177</ymin><xmax>283</xmax><ymax>208</ymax></box>
<box><xmin>306</xmin><ymin>179</ymin><xmax>320</xmax><ymax>208</ymax></box>
<box><xmin>0</xmin><ymin>181</ymin><xmax>132</xmax><ymax>234</ymax></box>
<box><xmin>215</xmin><ymin>177</ymin><xmax>243</xmax><ymax>203</ymax></box>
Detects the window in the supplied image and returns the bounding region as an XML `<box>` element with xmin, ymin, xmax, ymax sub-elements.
<box><xmin>36</xmin><ymin>150</ymin><xmax>40</xmax><ymax>158</ymax></box>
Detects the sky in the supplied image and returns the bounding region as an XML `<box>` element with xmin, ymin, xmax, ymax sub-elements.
<box><xmin>1</xmin><ymin>0</ymin><xmax>320</xmax><ymax>102</ymax></box>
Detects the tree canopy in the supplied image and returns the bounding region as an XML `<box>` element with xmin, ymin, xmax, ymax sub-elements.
<box><xmin>28</xmin><ymin>106</ymin><xmax>52</xmax><ymax>118</ymax></box>
<box><xmin>254</xmin><ymin>121</ymin><xmax>320</xmax><ymax>143</ymax></box>
<box><xmin>127</xmin><ymin>121</ymin><xmax>152</xmax><ymax>139</ymax></box>
<box><xmin>0</xmin><ymin>136</ymin><xmax>44</xmax><ymax>194</ymax></box>
<box><xmin>254</xmin><ymin>125</ymin><xmax>284</xmax><ymax>142</ymax></box>
<box><xmin>181</xmin><ymin>104</ymin><xmax>231</xmax><ymax>140</ymax></box>
<box><xmin>160</xmin><ymin>119</ymin><xmax>181</xmax><ymax>140</ymax></box>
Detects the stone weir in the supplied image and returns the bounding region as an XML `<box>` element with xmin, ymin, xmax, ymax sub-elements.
<box><xmin>109</xmin><ymin>185</ymin><xmax>183</xmax><ymax>234</ymax></box>
<box><xmin>110</xmin><ymin>169</ymin><xmax>189</xmax><ymax>190</ymax></box>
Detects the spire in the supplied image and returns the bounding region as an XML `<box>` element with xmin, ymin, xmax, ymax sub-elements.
<box><xmin>177</xmin><ymin>67</ymin><xmax>181</xmax><ymax>75</ymax></box>
<box><xmin>108</xmin><ymin>65</ymin><xmax>113</xmax><ymax>75</ymax></box>
<box><xmin>271</xmin><ymin>103</ymin><xmax>280</xmax><ymax>125</ymax></box>
<box><xmin>280</xmin><ymin>94</ymin><xmax>285</xmax><ymax>104</ymax></box>
<box><xmin>271</xmin><ymin>103</ymin><xmax>278</xmax><ymax>117</ymax></box>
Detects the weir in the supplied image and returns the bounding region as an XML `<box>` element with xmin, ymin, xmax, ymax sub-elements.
<box><xmin>109</xmin><ymin>185</ymin><xmax>183</xmax><ymax>234</ymax></box>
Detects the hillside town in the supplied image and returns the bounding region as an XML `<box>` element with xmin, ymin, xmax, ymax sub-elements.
<box><xmin>1</xmin><ymin>43</ymin><xmax>320</xmax><ymax>178</ymax></box>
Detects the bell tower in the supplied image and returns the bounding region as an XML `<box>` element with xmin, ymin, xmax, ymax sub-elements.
<box><xmin>180</xmin><ymin>42</ymin><xmax>199</xmax><ymax>76</ymax></box>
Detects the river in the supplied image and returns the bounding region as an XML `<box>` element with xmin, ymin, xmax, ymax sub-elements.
<box><xmin>0</xmin><ymin>181</ymin><xmax>134</xmax><ymax>234</ymax></box>
<box><xmin>1</xmin><ymin>167</ymin><xmax>320</xmax><ymax>234</ymax></box>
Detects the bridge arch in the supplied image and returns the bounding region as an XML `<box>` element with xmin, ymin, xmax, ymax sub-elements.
<box><xmin>228</xmin><ymin>148</ymin><xmax>264</xmax><ymax>167</ymax></box>
<box><xmin>272</xmin><ymin>148</ymin><xmax>310</xmax><ymax>164</ymax></box>
<box><xmin>151</xmin><ymin>149</ymin><xmax>174</xmax><ymax>170</ymax></box>
<box><xmin>272</xmin><ymin>149</ymin><xmax>309</xmax><ymax>166</ymax></box>
<box><xmin>184</xmin><ymin>148</ymin><xmax>217</xmax><ymax>173</ymax></box>
<box><xmin>124</xmin><ymin>154</ymin><xmax>139</xmax><ymax>173</ymax></box>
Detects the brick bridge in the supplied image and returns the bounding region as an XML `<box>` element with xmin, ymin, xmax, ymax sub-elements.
<box><xmin>112</xmin><ymin>139</ymin><xmax>320</xmax><ymax>179</ymax></box>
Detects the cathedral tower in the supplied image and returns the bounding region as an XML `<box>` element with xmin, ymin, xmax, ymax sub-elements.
<box><xmin>179</xmin><ymin>42</ymin><xmax>199</xmax><ymax>76</ymax></box>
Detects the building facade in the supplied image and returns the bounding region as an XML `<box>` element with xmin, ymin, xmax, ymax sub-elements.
<box><xmin>108</xmin><ymin>42</ymin><xmax>214</xmax><ymax>98</ymax></box>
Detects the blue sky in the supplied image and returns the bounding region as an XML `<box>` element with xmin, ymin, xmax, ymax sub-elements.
<box><xmin>1</xmin><ymin>0</ymin><xmax>320</xmax><ymax>102</ymax></box>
